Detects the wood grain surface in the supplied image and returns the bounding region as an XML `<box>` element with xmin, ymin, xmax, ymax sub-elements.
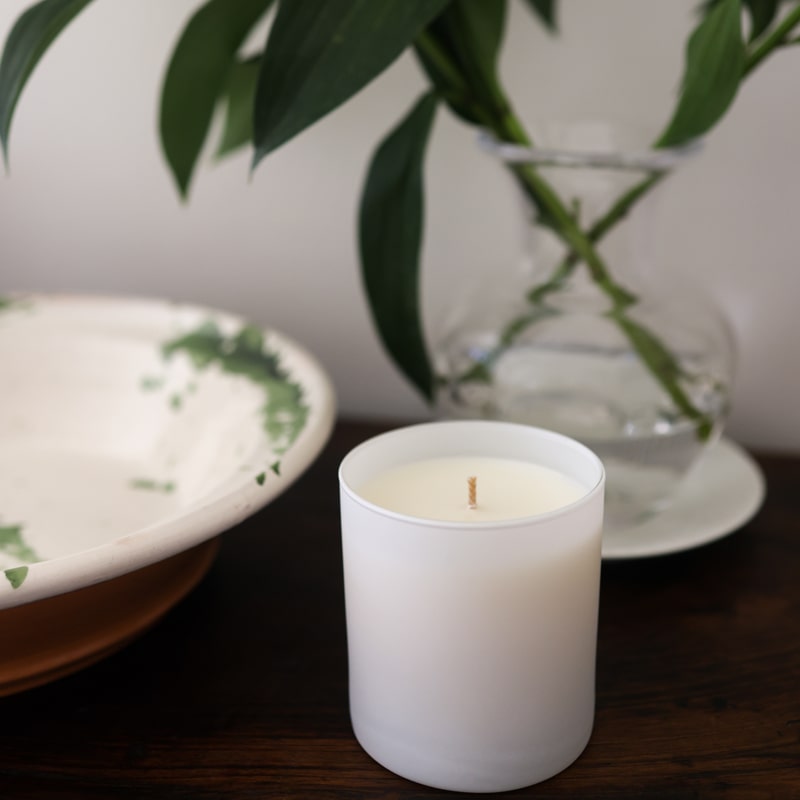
<box><xmin>0</xmin><ymin>419</ymin><xmax>797</xmax><ymax>799</ymax></box>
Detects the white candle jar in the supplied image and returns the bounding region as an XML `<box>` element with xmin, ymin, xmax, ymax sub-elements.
<box><xmin>339</xmin><ymin>420</ymin><xmax>605</xmax><ymax>793</ymax></box>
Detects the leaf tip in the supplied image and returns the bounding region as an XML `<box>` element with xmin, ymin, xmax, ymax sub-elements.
<box><xmin>250</xmin><ymin>143</ymin><xmax>270</xmax><ymax>175</ymax></box>
<box><xmin>168</xmin><ymin>167</ymin><xmax>191</xmax><ymax>203</ymax></box>
<box><xmin>0</xmin><ymin>135</ymin><xmax>9</xmax><ymax>174</ymax></box>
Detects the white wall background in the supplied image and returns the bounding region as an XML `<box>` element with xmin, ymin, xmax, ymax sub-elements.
<box><xmin>1</xmin><ymin>0</ymin><xmax>798</xmax><ymax>451</ymax></box>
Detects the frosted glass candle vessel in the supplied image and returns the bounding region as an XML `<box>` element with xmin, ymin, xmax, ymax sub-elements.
<box><xmin>339</xmin><ymin>421</ymin><xmax>605</xmax><ymax>793</ymax></box>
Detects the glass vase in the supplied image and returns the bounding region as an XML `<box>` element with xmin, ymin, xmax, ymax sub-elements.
<box><xmin>433</xmin><ymin>125</ymin><xmax>735</xmax><ymax>527</ymax></box>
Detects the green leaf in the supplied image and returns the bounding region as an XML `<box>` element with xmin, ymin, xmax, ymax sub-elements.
<box><xmin>216</xmin><ymin>55</ymin><xmax>261</xmax><ymax>158</ymax></box>
<box><xmin>0</xmin><ymin>0</ymin><xmax>95</xmax><ymax>166</ymax></box>
<box><xmin>415</xmin><ymin>0</ymin><xmax>508</xmax><ymax>126</ymax></box>
<box><xmin>359</xmin><ymin>92</ymin><xmax>438</xmax><ymax>401</ymax></box>
<box><xmin>656</xmin><ymin>0</ymin><xmax>745</xmax><ymax>147</ymax></box>
<box><xmin>744</xmin><ymin>0</ymin><xmax>780</xmax><ymax>41</ymax></box>
<box><xmin>439</xmin><ymin>0</ymin><xmax>508</xmax><ymax>81</ymax></box>
<box><xmin>160</xmin><ymin>0</ymin><xmax>274</xmax><ymax>197</ymax></box>
<box><xmin>702</xmin><ymin>0</ymin><xmax>780</xmax><ymax>41</ymax></box>
<box><xmin>520</xmin><ymin>0</ymin><xmax>557</xmax><ymax>32</ymax></box>
<box><xmin>252</xmin><ymin>0</ymin><xmax>450</xmax><ymax>167</ymax></box>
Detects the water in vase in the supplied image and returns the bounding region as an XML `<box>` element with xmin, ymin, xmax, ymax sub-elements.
<box><xmin>436</xmin><ymin>336</ymin><xmax>728</xmax><ymax>526</ymax></box>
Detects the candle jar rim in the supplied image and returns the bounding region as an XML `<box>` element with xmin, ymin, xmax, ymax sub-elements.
<box><xmin>338</xmin><ymin>420</ymin><xmax>605</xmax><ymax>531</ymax></box>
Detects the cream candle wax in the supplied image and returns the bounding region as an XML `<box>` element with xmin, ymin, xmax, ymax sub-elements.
<box><xmin>339</xmin><ymin>421</ymin><xmax>605</xmax><ymax>794</ymax></box>
<box><xmin>357</xmin><ymin>456</ymin><xmax>584</xmax><ymax>521</ymax></box>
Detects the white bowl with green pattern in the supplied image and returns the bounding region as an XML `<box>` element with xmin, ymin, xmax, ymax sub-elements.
<box><xmin>0</xmin><ymin>293</ymin><xmax>336</xmax><ymax>607</ymax></box>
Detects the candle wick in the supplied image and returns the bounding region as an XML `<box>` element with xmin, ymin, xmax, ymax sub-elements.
<box><xmin>468</xmin><ymin>476</ymin><xmax>477</xmax><ymax>510</ymax></box>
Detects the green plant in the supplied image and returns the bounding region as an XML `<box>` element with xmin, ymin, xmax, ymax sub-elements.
<box><xmin>2</xmin><ymin>0</ymin><xmax>799</xmax><ymax>436</ymax></box>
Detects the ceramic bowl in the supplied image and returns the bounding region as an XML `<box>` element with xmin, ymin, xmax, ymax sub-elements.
<box><xmin>0</xmin><ymin>293</ymin><xmax>336</xmax><ymax>694</ymax></box>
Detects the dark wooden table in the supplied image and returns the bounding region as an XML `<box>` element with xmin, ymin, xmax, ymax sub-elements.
<box><xmin>1</xmin><ymin>419</ymin><xmax>798</xmax><ymax>799</ymax></box>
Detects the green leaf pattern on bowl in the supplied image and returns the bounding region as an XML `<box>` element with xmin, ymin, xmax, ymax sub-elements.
<box><xmin>4</xmin><ymin>566</ymin><xmax>28</xmax><ymax>590</ymax></box>
<box><xmin>161</xmin><ymin>320</ymin><xmax>309</xmax><ymax>458</ymax></box>
<box><xmin>1</xmin><ymin>524</ymin><xmax>40</xmax><ymax>588</ymax></box>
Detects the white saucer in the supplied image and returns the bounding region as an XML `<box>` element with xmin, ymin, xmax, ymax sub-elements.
<box><xmin>601</xmin><ymin>438</ymin><xmax>765</xmax><ymax>560</ymax></box>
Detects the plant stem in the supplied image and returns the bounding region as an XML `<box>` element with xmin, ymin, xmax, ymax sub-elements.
<box><xmin>512</xmin><ymin>172</ymin><xmax>663</xmax><ymax>309</ymax></box>
<box><xmin>452</xmin><ymin>172</ymin><xmax>660</xmax><ymax>371</ymax></box>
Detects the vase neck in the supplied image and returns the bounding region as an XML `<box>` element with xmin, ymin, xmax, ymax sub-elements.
<box><xmin>482</xmin><ymin>125</ymin><xmax>699</xmax><ymax>310</ymax></box>
<box><xmin>515</xmin><ymin>163</ymin><xmax>669</xmax><ymax>309</ymax></box>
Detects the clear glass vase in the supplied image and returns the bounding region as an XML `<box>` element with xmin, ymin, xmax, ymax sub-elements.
<box><xmin>433</xmin><ymin>125</ymin><xmax>735</xmax><ymax>527</ymax></box>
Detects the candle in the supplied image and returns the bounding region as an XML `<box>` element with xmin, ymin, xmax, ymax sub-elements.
<box><xmin>356</xmin><ymin>456</ymin><xmax>585</xmax><ymax>521</ymax></box>
<box><xmin>339</xmin><ymin>421</ymin><xmax>605</xmax><ymax>793</ymax></box>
